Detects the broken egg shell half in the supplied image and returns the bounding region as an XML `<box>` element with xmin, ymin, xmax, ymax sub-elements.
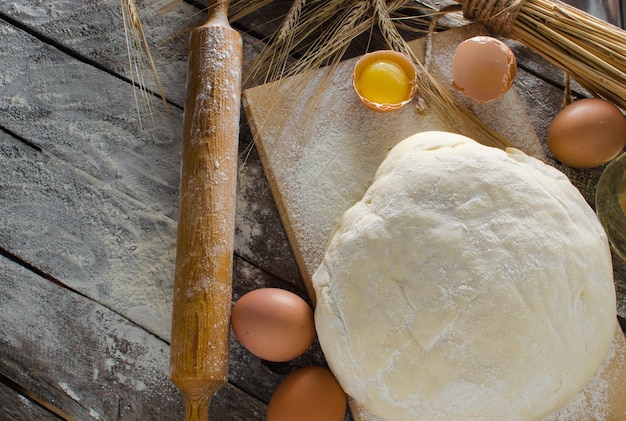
<box><xmin>451</xmin><ymin>36</ymin><xmax>517</xmax><ymax>103</ymax></box>
<box><xmin>353</xmin><ymin>50</ymin><xmax>417</xmax><ymax>113</ymax></box>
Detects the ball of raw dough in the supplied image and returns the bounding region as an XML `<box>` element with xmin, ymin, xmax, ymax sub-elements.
<box><xmin>312</xmin><ymin>131</ymin><xmax>616</xmax><ymax>420</ymax></box>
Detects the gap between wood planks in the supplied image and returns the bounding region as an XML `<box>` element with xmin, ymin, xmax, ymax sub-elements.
<box><xmin>0</xmin><ymin>372</ymin><xmax>72</xmax><ymax>421</ymax></box>
<box><xmin>0</xmin><ymin>240</ymin><xmax>176</xmax><ymax>356</ymax></box>
<box><xmin>0</xmin><ymin>11</ymin><xmax>295</xmax><ymax>284</ymax></box>
<box><xmin>0</xmin><ymin>1</ymin><xmax>588</xmax><ymax>115</ymax></box>
<box><xmin>0</xmin><ymin>11</ymin><xmax>182</xmax><ymax>112</ymax></box>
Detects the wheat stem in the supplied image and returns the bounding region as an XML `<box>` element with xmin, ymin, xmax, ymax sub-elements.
<box><xmin>374</xmin><ymin>0</ymin><xmax>510</xmax><ymax>148</ymax></box>
<box><xmin>120</xmin><ymin>0</ymin><xmax>172</xmax><ymax>127</ymax></box>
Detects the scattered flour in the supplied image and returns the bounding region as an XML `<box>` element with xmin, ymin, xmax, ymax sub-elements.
<box><xmin>245</xmin><ymin>23</ymin><xmax>544</xmax><ymax>296</ymax></box>
<box><xmin>58</xmin><ymin>381</ymin><xmax>81</xmax><ymax>402</ymax></box>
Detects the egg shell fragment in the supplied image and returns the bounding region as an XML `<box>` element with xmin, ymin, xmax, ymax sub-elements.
<box><xmin>267</xmin><ymin>366</ymin><xmax>347</xmax><ymax>421</ymax></box>
<box><xmin>547</xmin><ymin>98</ymin><xmax>626</xmax><ymax>168</ymax></box>
<box><xmin>451</xmin><ymin>36</ymin><xmax>517</xmax><ymax>103</ymax></box>
<box><xmin>231</xmin><ymin>288</ymin><xmax>316</xmax><ymax>362</ymax></box>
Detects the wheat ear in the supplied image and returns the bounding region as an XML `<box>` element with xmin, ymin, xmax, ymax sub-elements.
<box><xmin>120</xmin><ymin>0</ymin><xmax>171</xmax><ymax>126</ymax></box>
<box><xmin>373</xmin><ymin>0</ymin><xmax>511</xmax><ymax>148</ymax></box>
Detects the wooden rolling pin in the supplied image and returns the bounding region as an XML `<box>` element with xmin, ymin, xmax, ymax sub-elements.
<box><xmin>170</xmin><ymin>1</ymin><xmax>242</xmax><ymax>420</ymax></box>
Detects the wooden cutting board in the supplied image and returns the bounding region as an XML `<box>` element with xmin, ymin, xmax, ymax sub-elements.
<box><xmin>243</xmin><ymin>23</ymin><xmax>626</xmax><ymax>421</ymax></box>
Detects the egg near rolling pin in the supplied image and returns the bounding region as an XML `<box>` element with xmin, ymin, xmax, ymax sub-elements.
<box><xmin>231</xmin><ymin>288</ymin><xmax>315</xmax><ymax>362</ymax></box>
<box><xmin>267</xmin><ymin>366</ymin><xmax>347</xmax><ymax>421</ymax></box>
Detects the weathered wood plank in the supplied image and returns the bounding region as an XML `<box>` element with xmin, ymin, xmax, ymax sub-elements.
<box><xmin>0</xmin><ymin>0</ymin><xmax>266</xmax><ymax>106</ymax></box>
<box><xmin>0</xmin><ymin>381</ymin><xmax>62</xmax><ymax>421</ymax></box>
<box><xmin>0</xmin><ymin>253</ymin><xmax>278</xmax><ymax>420</ymax></box>
<box><xmin>0</xmin><ymin>18</ymin><xmax>181</xmax><ymax>219</ymax></box>
<box><xmin>0</xmin><ymin>17</ymin><xmax>300</xmax><ymax>286</ymax></box>
<box><xmin>236</xmin><ymin>141</ymin><xmax>303</xmax><ymax>285</ymax></box>
<box><xmin>0</xmin><ymin>125</ymin><xmax>316</xmax><ymax>362</ymax></box>
<box><xmin>0</xmin><ymin>0</ymin><xmax>191</xmax><ymax>107</ymax></box>
<box><xmin>0</xmin><ymin>253</ymin><xmax>185</xmax><ymax>419</ymax></box>
<box><xmin>0</xmin><ymin>128</ymin><xmax>177</xmax><ymax>341</ymax></box>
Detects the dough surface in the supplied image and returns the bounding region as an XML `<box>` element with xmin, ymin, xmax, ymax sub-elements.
<box><xmin>312</xmin><ymin>131</ymin><xmax>616</xmax><ymax>420</ymax></box>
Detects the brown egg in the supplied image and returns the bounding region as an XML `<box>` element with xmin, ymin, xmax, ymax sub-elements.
<box><xmin>267</xmin><ymin>366</ymin><xmax>347</xmax><ymax>421</ymax></box>
<box><xmin>547</xmin><ymin>98</ymin><xmax>626</xmax><ymax>168</ymax></box>
<box><xmin>231</xmin><ymin>288</ymin><xmax>315</xmax><ymax>362</ymax></box>
<box><xmin>451</xmin><ymin>36</ymin><xmax>517</xmax><ymax>103</ymax></box>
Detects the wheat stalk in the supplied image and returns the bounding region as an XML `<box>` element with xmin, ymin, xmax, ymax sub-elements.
<box><xmin>240</xmin><ymin>0</ymin><xmax>402</xmax><ymax>83</ymax></box>
<box><xmin>239</xmin><ymin>0</ymin><xmax>511</xmax><ymax>148</ymax></box>
<box><xmin>375</xmin><ymin>0</ymin><xmax>511</xmax><ymax>147</ymax></box>
<box><xmin>120</xmin><ymin>0</ymin><xmax>171</xmax><ymax>127</ymax></box>
<box><xmin>292</xmin><ymin>1</ymin><xmax>371</xmax><ymax>73</ymax></box>
<box><xmin>229</xmin><ymin>0</ymin><xmax>276</xmax><ymax>22</ymax></box>
<box><xmin>244</xmin><ymin>0</ymin><xmax>369</xmax><ymax>84</ymax></box>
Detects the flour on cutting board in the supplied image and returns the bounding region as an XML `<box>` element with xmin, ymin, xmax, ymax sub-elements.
<box><xmin>545</xmin><ymin>331</ymin><xmax>618</xmax><ymax>420</ymax></box>
<box><xmin>244</xmin><ymin>23</ymin><xmax>544</xmax><ymax>294</ymax></box>
<box><xmin>243</xmin><ymin>23</ymin><xmax>625</xmax><ymax>420</ymax></box>
<box><xmin>416</xmin><ymin>25</ymin><xmax>546</xmax><ymax>161</ymax></box>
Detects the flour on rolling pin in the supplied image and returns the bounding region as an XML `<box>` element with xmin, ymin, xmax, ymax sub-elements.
<box><xmin>243</xmin><ymin>23</ymin><xmax>544</xmax><ymax>299</ymax></box>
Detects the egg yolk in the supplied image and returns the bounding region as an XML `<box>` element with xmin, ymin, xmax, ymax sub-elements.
<box><xmin>357</xmin><ymin>60</ymin><xmax>410</xmax><ymax>104</ymax></box>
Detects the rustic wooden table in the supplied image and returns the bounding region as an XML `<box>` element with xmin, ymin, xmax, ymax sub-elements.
<box><xmin>0</xmin><ymin>1</ymin><xmax>624</xmax><ymax>420</ymax></box>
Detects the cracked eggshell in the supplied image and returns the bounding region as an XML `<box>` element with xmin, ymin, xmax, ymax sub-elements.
<box><xmin>452</xmin><ymin>36</ymin><xmax>517</xmax><ymax>103</ymax></box>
